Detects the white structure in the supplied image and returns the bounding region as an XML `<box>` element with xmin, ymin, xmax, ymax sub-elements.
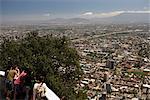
<box><xmin>0</xmin><ymin>71</ymin><xmax>5</xmax><ymax>76</ymax></box>
<box><xmin>45</xmin><ymin>86</ymin><xmax>60</xmax><ymax>100</ymax></box>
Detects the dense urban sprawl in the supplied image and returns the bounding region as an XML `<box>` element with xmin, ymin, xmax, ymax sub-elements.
<box><xmin>0</xmin><ymin>23</ymin><xmax>150</xmax><ymax>100</ymax></box>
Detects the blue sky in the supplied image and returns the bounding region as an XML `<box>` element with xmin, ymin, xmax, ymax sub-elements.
<box><xmin>1</xmin><ymin>0</ymin><xmax>149</xmax><ymax>21</ymax></box>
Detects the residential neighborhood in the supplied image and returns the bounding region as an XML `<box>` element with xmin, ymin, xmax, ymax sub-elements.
<box><xmin>0</xmin><ymin>23</ymin><xmax>150</xmax><ymax>99</ymax></box>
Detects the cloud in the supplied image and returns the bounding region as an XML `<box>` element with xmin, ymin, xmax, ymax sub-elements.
<box><xmin>82</xmin><ymin>12</ymin><xmax>93</xmax><ymax>16</ymax></box>
<box><xmin>126</xmin><ymin>11</ymin><xmax>150</xmax><ymax>13</ymax></box>
<box><xmin>43</xmin><ymin>13</ymin><xmax>51</xmax><ymax>17</ymax></box>
<box><xmin>81</xmin><ymin>11</ymin><xmax>124</xmax><ymax>18</ymax></box>
<box><xmin>97</xmin><ymin>11</ymin><xmax>124</xmax><ymax>17</ymax></box>
<box><xmin>81</xmin><ymin>10</ymin><xmax>150</xmax><ymax>18</ymax></box>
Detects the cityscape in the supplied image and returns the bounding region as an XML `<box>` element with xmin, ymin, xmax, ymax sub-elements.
<box><xmin>0</xmin><ymin>0</ymin><xmax>150</xmax><ymax>100</ymax></box>
<box><xmin>0</xmin><ymin>23</ymin><xmax>150</xmax><ymax>99</ymax></box>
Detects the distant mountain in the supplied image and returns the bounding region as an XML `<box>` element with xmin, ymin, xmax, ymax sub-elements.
<box><xmin>46</xmin><ymin>12</ymin><xmax>149</xmax><ymax>25</ymax></box>
<box><xmin>3</xmin><ymin>12</ymin><xmax>149</xmax><ymax>25</ymax></box>
<box><xmin>47</xmin><ymin>18</ymin><xmax>89</xmax><ymax>25</ymax></box>
<box><xmin>109</xmin><ymin>13</ymin><xmax>150</xmax><ymax>23</ymax></box>
<box><xmin>68</xmin><ymin>18</ymin><xmax>89</xmax><ymax>24</ymax></box>
<box><xmin>96</xmin><ymin>13</ymin><xmax>149</xmax><ymax>24</ymax></box>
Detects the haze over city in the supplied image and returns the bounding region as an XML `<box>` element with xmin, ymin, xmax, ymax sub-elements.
<box><xmin>1</xmin><ymin>0</ymin><xmax>149</xmax><ymax>24</ymax></box>
<box><xmin>0</xmin><ymin>0</ymin><xmax>150</xmax><ymax>100</ymax></box>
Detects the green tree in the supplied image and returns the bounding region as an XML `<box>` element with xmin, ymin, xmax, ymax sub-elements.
<box><xmin>0</xmin><ymin>31</ymin><xmax>85</xmax><ymax>100</ymax></box>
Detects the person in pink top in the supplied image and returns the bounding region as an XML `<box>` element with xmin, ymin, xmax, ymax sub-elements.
<box><xmin>14</xmin><ymin>70</ymin><xmax>27</xmax><ymax>85</ymax></box>
<box><xmin>13</xmin><ymin>69</ymin><xmax>27</xmax><ymax>100</ymax></box>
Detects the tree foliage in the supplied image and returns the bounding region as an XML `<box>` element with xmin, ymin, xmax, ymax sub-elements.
<box><xmin>0</xmin><ymin>31</ymin><xmax>85</xmax><ymax>99</ymax></box>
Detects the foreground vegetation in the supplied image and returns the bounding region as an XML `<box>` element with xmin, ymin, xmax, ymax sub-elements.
<box><xmin>0</xmin><ymin>31</ymin><xmax>86</xmax><ymax>99</ymax></box>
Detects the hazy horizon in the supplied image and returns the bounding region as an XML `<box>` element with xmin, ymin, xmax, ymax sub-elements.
<box><xmin>1</xmin><ymin>0</ymin><xmax>149</xmax><ymax>24</ymax></box>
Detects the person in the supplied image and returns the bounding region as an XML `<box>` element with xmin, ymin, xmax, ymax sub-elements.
<box><xmin>6</xmin><ymin>65</ymin><xmax>19</xmax><ymax>100</ymax></box>
<box><xmin>33</xmin><ymin>76</ymin><xmax>47</xmax><ymax>100</ymax></box>
<box><xmin>33</xmin><ymin>76</ymin><xmax>60</xmax><ymax>100</ymax></box>
<box><xmin>4</xmin><ymin>66</ymin><xmax>11</xmax><ymax>98</ymax></box>
<box><xmin>13</xmin><ymin>66</ymin><xmax>20</xmax><ymax>80</ymax></box>
<box><xmin>24</xmin><ymin>68</ymin><xmax>34</xmax><ymax>100</ymax></box>
<box><xmin>13</xmin><ymin>69</ymin><xmax>27</xmax><ymax>100</ymax></box>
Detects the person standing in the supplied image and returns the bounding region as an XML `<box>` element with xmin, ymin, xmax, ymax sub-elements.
<box><xmin>13</xmin><ymin>69</ymin><xmax>27</xmax><ymax>100</ymax></box>
<box><xmin>24</xmin><ymin>68</ymin><xmax>33</xmax><ymax>100</ymax></box>
<box><xmin>33</xmin><ymin>76</ymin><xmax>47</xmax><ymax>100</ymax></box>
<box><xmin>6</xmin><ymin>65</ymin><xmax>19</xmax><ymax>100</ymax></box>
<box><xmin>33</xmin><ymin>76</ymin><xmax>60</xmax><ymax>100</ymax></box>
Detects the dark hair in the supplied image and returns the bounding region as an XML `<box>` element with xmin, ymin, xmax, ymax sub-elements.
<box><xmin>12</xmin><ymin>65</ymin><xmax>17</xmax><ymax>70</ymax></box>
<box><xmin>37</xmin><ymin>76</ymin><xmax>44</xmax><ymax>83</ymax></box>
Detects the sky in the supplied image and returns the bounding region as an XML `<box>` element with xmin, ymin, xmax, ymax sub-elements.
<box><xmin>0</xmin><ymin>0</ymin><xmax>149</xmax><ymax>22</ymax></box>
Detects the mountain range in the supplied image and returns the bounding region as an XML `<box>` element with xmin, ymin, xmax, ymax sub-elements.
<box><xmin>2</xmin><ymin>12</ymin><xmax>149</xmax><ymax>25</ymax></box>
<box><xmin>46</xmin><ymin>12</ymin><xmax>149</xmax><ymax>25</ymax></box>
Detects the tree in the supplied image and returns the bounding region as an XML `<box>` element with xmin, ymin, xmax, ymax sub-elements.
<box><xmin>0</xmin><ymin>31</ymin><xmax>85</xmax><ymax>99</ymax></box>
